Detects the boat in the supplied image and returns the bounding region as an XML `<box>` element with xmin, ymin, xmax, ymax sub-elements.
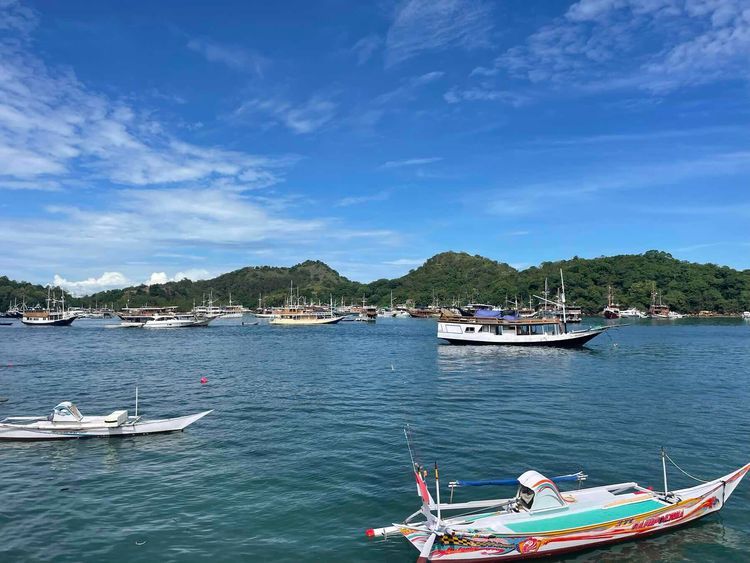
<box><xmin>438</xmin><ymin>316</ymin><xmax>607</xmax><ymax>347</ymax></box>
<box><xmin>268</xmin><ymin>282</ymin><xmax>344</xmax><ymax>325</ymax></box>
<box><xmin>602</xmin><ymin>285</ymin><xmax>620</xmax><ymax>319</ymax></box>
<box><xmin>438</xmin><ymin>270</ymin><xmax>607</xmax><ymax>347</ymax></box>
<box><xmin>0</xmin><ymin>400</ymin><xmax>211</xmax><ymax>440</ymax></box>
<box><xmin>143</xmin><ymin>313</ymin><xmax>213</xmax><ymax>328</ymax></box>
<box><xmin>269</xmin><ymin>307</ymin><xmax>344</xmax><ymax>325</ymax></box>
<box><xmin>21</xmin><ymin>287</ymin><xmax>78</xmax><ymax>326</ymax></box>
<box><xmin>620</xmin><ymin>307</ymin><xmax>647</xmax><ymax>319</ymax></box>
<box><xmin>742</xmin><ymin>311</ymin><xmax>750</xmax><ymax>320</ymax></box>
<box><xmin>118</xmin><ymin>305</ymin><xmax>179</xmax><ymax>323</ymax></box>
<box><xmin>648</xmin><ymin>286</ymin><xmax>682</xmax><ymax>319</ymax></box>
<box><xmin>366</xmin><ymin>429</ymin><xmax>750</xmax><ymax>562</ymax></box>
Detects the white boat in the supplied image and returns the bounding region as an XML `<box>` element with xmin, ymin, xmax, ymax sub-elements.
<box><xmin>367</xmin><ymin>430</ymin><xmax>750</xmax><ymax>561</ymax></box>
<box><xmin>438</xmin><ymin>317</ymin><xmax>607</xmax><ymax>347</ymax></box>
<box><xmin>269</xmin><ymin>307</ymin><xmax>344</xmax><ymax>325</ymax></box>
<box><xmin>620</xmin><ymin>307</ymin><xmax>647</xmax><ymax>318</ymax></box>
<box><xmin>143</xmin><ymin>313</ymin><xmax>212</xmax><ymax>328</ymax></box>
<box><xmin>743</xmin><ymin>311</ymin><xmax>750</xmax><ymax>319</ymax></box>
<box><xmin>0</xmin><ymin>401</ymin><xmax>211</xmax><ymax>440</ymax></box>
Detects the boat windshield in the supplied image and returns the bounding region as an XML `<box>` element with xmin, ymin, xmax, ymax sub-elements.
<box><xmin>517</xmin><ymin>485</ymin><xmax>535</xmax><ymax>510</ymax></box>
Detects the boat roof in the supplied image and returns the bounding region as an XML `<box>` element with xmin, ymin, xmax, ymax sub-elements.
<box><xmin>441</xmin><ymin>317</ymin><xmax>561</xmax><ymax>326</ymax></box>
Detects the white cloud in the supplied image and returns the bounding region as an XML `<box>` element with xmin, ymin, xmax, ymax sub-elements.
<box><xmin>187</xmin><ymin>37</ymin><xmax>268</xmax><ymax>76</ymax></box>
<box><xmin>385</xmin><ymin>0</ymin><xmax>494</xmax><ymax>67</ymax></box>
<box><xmin>351</xmin><ymin>34</ymin><xmax>382</xmax><ymax>65</ymax></box>
<box><xmin>234</xmin><ymin>95</ymin><xmax>337</xmax><ymax>134</ymax></box>
<box><xmin>443</xmin><ymin>87</ymin><xmax>529</xmax><ymax>106</ymax></box>
<box><xmin>383</xmin><ymin>258</ymin><xmax>425</xmax><ymax>266</ymax></box>
<box><xmin>336</xmin><ymin>190</ymin><xmax>391</xmax><ymax>207</ymax></box>
<box><xmin>0</xmin><ymin>0</ymin><xmax>37</xmax><ymax>35</ymax></box>
<box><xmin>381</xmin><ymin>157</ymin><xmax>442</xmax><ymax>169</ymax></box>
<box><xmin>490</xmin><ymin>0</ymin><xmax>750</xmax><ymax>93</ymax></box>
<box><xmin>0</xmin><ymin>30</ymin><xmax>284</xmax><ymax>190</ymax></box>
<box><xmin>53</xmin><ymin>271</ymin><xmax>132</xmax><ymax>296</ymax></box>
<box><xmin>147</xmin><ymin>269</ymin><xmax>210</xmax><ymax>286</ymax></box>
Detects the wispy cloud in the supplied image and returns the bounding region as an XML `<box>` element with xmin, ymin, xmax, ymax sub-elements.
<box><xmin>336</xmin><ymin>190</ymin><xmax>391</xmax><ymax>207</ymax></box>
<box><xmin>381</xmin><ymin>157</ymin><xmax>442</xmax><ymax>169</ymax></box>
<box><xmin>383</xmin><ymin>258</ymin><xmax>425</xmax><ymax>266</ymax></box>
<box><xmin>351</xmin><ymin>34</ymin><xmax>382</xmax><ymax>65</ymax></box>
<box><xmin>490</xmin><ymin>0</ymin><xmax>750</xmax><ymax>94</ymax></box>
<box><xmin>443</xmin><ymin>87</ymin><xmax>529</xmax><ymax>106</ymax></box>
<box><xmin>385</xmin><ymin>0</ymin><xmax>494</xmax><ymax>67</ymax></box>
<box><xmin>234</xmin><ymin>95</ymin><xmax>337</xmax><ymax>134</ymax></box>
<box><xmin>186</xmin><ymin>37</ymin><xmax>268</xmax><ymax>76</ymax></box>
<box><xmin>0</xmin><ymin>0</ymin><xmax>37</xmax><ymax>36</ymax></box>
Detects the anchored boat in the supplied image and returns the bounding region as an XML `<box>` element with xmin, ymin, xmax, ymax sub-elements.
<box><xmin>0</xmin><ymin>400</ymin><xmax>212</xmax><ymax>440</ymax></box>
<box><xmin>367</xmin><ymin>430</ymin><xmax>750</xmax><ymax>561</ymax></box>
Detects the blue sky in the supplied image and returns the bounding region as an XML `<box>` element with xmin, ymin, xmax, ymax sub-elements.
<box><xmin>1</xmin><ymin>0</ymin><xmax>749</xmax><ymax>295</ymax></box>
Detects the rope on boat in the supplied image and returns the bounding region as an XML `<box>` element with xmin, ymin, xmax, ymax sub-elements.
<box><xmin>664</xmin><ymin>451</ymin><xmax>710</xmax><ymax>483</ymax></box>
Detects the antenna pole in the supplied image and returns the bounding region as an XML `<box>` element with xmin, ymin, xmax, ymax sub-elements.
<box><xmin>135</xmin><ymin>386</ymin><xmax>139</xmax><ymax>418</ymax></box>
<box><xmin>560</xmin><ymin>269</ymin><xmax>567</xmax><ymax>327</ymax></box>
<box><xmin>435</xmin><ymin>461</ymin><xmax>442</xmax><ymax>523</ymax></box>
<box><xmin>662</xmin><ymin>447</ymin><xmax>668</xmax><ymax>494</ymax></box>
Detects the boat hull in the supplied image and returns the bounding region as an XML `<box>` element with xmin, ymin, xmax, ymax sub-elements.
<box><xmin>0</xmin><ymin>411</ymin><xmax>212</xmax><ymax>441</ymax></box>
<box><xmin>438</xmin><ymin>326</ymin><xmax>606</xmax><ymax>347</ymax></box>
<box><xmin>21</xmin><ymin>316</ymin><xmax>76</xmax><ymax>326</ymax></box>
<box><xmin>269</xmin><ymin>316</ymin><xmax>344</xmax><ymax>325</ymax></box>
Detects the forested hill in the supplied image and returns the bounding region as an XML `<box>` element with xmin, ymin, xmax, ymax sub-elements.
<box><xmin>2</xmin><ymin>251</ymin><xmax>749</xmax><ymax>313</ymax></box>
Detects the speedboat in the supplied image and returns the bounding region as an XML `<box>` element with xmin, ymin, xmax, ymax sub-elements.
<box><xmin>0</xmin><ymin>401</ymin><xmax>212</xmax><ymax>440</ymax></box>
<box><xmin>143</xmin><ymin>313</ymin><xmax>212</xmax><ymax>328</ymax></box>
<box><xmin>367</xmin><ymin>430</ymin><xmax>750</xmax><ymax>561</ymax></box>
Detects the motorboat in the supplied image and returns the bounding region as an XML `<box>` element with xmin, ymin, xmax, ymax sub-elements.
<box><xmin>367</xmin><ymin>429</ymin><xmax>750</xmax><ymax>561</ymax></box>
<box><xmin>143</xmin><ymin>313</ymin><xmax>212</xmax><ymax>328</ymax></box>
<box><xmin>0</xmin><ymin>400</ymin><xmax>211</xmax><ymax>440</ymax></box>
<box><xmin>620</xmin><ymin>307</ymin><xmax>647</xmax><ymax>318</ymax></box>
<box><xmin>742</xmin><ymin>311</ymin><xmax>750</xmax><ymax>320</ymax></box>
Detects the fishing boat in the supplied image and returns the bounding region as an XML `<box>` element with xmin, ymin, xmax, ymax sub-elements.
<box><xmin>21</xmin><ymin>287</ymin><xmax>77</xmax><ymax>326</ymax></box>
<box><xmin>366</xmin><ymin>430</ymin><xmax>750</xmax><ymax>562</ymax></box>
<box><xmin>0</xmin><ymin>400</ymin><xmax>211</xmax><ymax>440</ymax></box>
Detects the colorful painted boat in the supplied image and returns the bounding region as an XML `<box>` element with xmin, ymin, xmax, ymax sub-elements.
<box><xmin>367</xmin><ymin>431</ymin><xmax>749</xmax><ymax>561</ymax></box>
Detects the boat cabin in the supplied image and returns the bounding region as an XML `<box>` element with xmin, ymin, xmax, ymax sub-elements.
<box><xmin>50</xmin><ymin>401</ymin><xmax>83</xmax><ymax>422</ymax></box>
<box><xmin>515</xmin><ymin>470</ymin><xmax>567</xmax><ymax>512</ymax></box>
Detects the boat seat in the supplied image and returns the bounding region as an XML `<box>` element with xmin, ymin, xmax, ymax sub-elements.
<box><xmin>104</xmin><ymin>410</ymin><xmax>128</xmax><ymax>426</ymax></box>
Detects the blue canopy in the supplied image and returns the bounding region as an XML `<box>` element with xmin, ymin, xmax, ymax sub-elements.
<box><xmin>453</xmin><ymin>472</ymin><xmax>585</xmax><ymax>488</ymax></box>
<box><xmin>474</xmin><ymin>309</ymin><xmax>502</xmax><ymax>318</ymax></box>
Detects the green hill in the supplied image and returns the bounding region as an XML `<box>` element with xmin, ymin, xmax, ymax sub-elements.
<box><xmin>3</xmin><ymin>250</ymin><xmax>750</xmax><ymax>313</ymax></box>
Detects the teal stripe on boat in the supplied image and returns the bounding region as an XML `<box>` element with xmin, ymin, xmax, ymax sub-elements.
<box><xmin>506</xmin><ymin>499</ymin><xmax>665</xmax><ymax>534</ymax></box>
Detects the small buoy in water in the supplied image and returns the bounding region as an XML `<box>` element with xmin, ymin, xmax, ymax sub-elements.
<box><xmin>200</xmin><ymin>376</ymin><xmax>208</xmax><ymax>384</ymax></box>
<box><xmin>135</xmin><ymin>539</ymin><xmax>147</xmax><ymax>546</ymax></box>
<box><xmin>390</xmin><ymin>364</ymin><xmax>394</xmax><ymax>371</ymax></box>
<box><xmin>0</xmin><ymin>397</ymin><xmax>8</xmax><ymax>403</ymax></box>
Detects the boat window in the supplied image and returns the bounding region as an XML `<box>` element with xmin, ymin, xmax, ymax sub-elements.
<box><xmin>495</xmin><ymin>326</ymin><xmax>502</xmax><ymax>335</ymax></box>
<box><xmin>465</xmin><ymin>326</ymin><xmax>475</xmax><ymax>332</ymax></box>
<box><xmin>517</xmin><ymin>485</ymin><xmax>535</xmax><ymax>510</ymax></box>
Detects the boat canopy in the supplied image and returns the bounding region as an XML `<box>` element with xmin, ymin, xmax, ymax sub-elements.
<box><xmin>474</xmin><ymin>309</ymin><xmax>503</xmax><ymax>318</ymax></box>
<box><xmin>51</xmin><ymin>401</ymin><xmax>83</xmax><ymax>422</ymax></box>
<box><xmin>517</xmin><ymin>470</ymin><xmax>567</xmax><ymax>511</ymax></box>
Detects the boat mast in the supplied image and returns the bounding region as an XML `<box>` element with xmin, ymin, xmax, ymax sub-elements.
<box><xmin>661</xmin><ymin>447</ymin><xmax>669</xmax><ymax>494</ymax></box>
<box><xmin>434</xmin><ymin>461</ymin><xmax>442</xmax><ymax>524</ymax></box>
<box><xmin>560</xmin><ymin>269</ymin><xmax>567</xmax><ymax>326</ymax></box>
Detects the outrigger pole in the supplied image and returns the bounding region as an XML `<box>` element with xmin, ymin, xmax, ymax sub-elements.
<box><xmin>435</xmin><ymin>461</ymin><xmax>441</xmax><ymax>523</ymax></box>
<box><xmin>662</xmin><ymin>447</ymin><xmax>669</xmax><ymax>495</ymax></box>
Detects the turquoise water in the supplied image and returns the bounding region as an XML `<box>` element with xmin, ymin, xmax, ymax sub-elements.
<box><xmin>0</xmin><ymin>317</ymin><xmax>749</xmax><ymax>562</ymax></box>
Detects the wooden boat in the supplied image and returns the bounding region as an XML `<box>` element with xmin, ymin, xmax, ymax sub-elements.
<box><xmin>269</xmin><ymin>307</ymin><xmax>344</xmax><ymax>325</ymax></box>
<box><xmin>0</xmin><ymin>400</ymin><xmax>211</xmax><ymax>440</ymax></box>
<box><xmin>603</xmin><ymin>285</ymin><xmax>620</xmax><ymax>319</ymax></box>
<box><xmin>21</xmin><ymin>287</ymin><xmax>77</xmax><ymax>326</ymax></box>
<box><xmin>367</xmin><ymin>431</ymin><xmax>750</xmax><ymax>561</ymax></box>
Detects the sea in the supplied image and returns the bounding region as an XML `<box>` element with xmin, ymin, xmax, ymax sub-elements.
<box><xmin>0</xmin><ymin>317</ymin><xmax>749</xmax><ymax>562</ymax></box>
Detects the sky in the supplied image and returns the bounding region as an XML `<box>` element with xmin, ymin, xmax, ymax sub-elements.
<box><xmin>1</xmin><ymin>0</ymin><xmax>750</xmax><ymax>295</ymax></box>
